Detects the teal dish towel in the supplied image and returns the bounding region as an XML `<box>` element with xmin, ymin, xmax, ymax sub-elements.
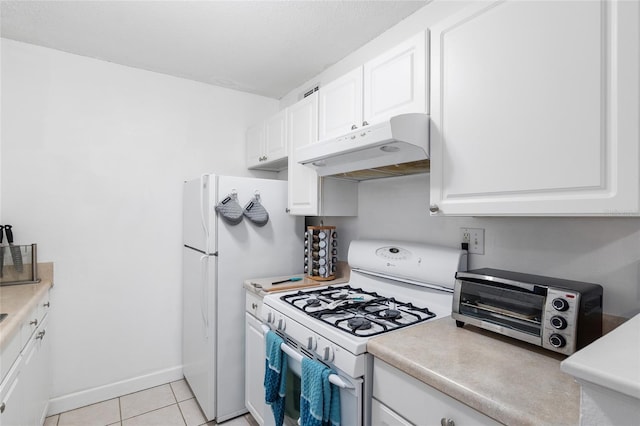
<box><xmin>300</xmin><ymin>357</ymin><xmax>341</xmax><ymax>426</ymax></box>
<box><xmin>264</xmin><ymin>331</ymin><xmax>288</xmax><ymax>426</ymax></box>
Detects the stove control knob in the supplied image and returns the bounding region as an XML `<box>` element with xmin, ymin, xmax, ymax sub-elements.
<box><xmin>306</xmin><ymin>336</ymin><xmax>317</xmax><ymax>351</ymax></box>
<box><xmin>549</xmin><ymin>333</ymin><xmax>566</xmax><ymax>348</ymax></box>
<box><xmin>322</xmin><ymin>346</ymin><xmax>334</xmax><ymax>362</ymax></box>
<box><xmin>550</xmin><ymin>315</ymin><xmax>568</xmax><ymax>330</ymax></box>
<box><xmin>266</xmin><ymin>312</ymin><xmax>274</xmax><ymax>324</ymax></box>
<box><xmin>277</xmin><ymin>317</ymin><xmax>286</xmax><ymax>331</ymax></box>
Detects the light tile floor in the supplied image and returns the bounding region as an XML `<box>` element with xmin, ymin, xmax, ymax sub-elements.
<box><xmin>44</xmin><ymin>379</ymin><xmax>259</xmax><ymax>426</ymax></box>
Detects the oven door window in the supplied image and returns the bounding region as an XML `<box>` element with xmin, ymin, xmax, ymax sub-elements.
<box><xmin>277</xmin><ymin>347</ymin><xmax>363</xmax><ymax>426</ymax></box>
<box><xmin>458</xmin><ymin>280</ymin><xmax>545</xmax><ymax>336</ymax></box>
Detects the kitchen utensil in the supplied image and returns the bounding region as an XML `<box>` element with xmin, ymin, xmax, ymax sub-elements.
<box><xmin>271</xmin><ymin>277</ymin><xmax>302</xmax><ymax>285</ymax></box>
<box><xmin>0</xmin><ymin>225</ymin><xmax>4</xmax><ymax>278</ymax></box>
<box><xmin>4</xmin><ymin>225</ymin><xmax>23</xmax><ymax>273</ymax></box>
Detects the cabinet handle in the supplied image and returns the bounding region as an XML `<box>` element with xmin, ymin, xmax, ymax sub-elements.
<box><xmin>362</xmin><ymin>121</ymin><xmax>369</xmax><ymax>126</ymax></box>
<box><xmin>30</xmin><ymin>319</ymin><xmax>38</xmax><ymax>326</ymax></box>
<box><xmin>43</xmin><ymin>302</ymin><xmax>50</xmax><ymax>308</ymax></box>
<box><xmin>351</xmin><ymin>124</ymin><xmax>358</xmax><ymax>130</ymax></box>
<box><xmin>440</xmin><ymin>418</ymin><xmax>455</xmax><ymax>426</ymax></box>
<box><xmin>263</xmin><ymin>156</ymin><xmax>268</xmax><ymax>161</ymax></box>
<box><xmin>1</xmin><ymin>402</ymin><xmax>5</xmax><ymax>413</ymax></box>
<box><xmin>285</xmin><ymin>208</ymin><xmax>290</xmax><ymax>213</ymax></box>
<box><xmin>36</xmin><ymin>330</ymin><xmax>46</xmax><ymax>340</ymax></box>
<box><xmin>429</xmin><ymin>204</ymin><xmax>440</xmax><ymax>213</ymax></box>
<box><xmin>251</xmin><ymin>303</ymin><xmax>258</xmax><ymax>309</ymax></box>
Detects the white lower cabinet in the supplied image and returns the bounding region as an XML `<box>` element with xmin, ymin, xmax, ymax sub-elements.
<box><xmin>0</xmin><ymin>290</ymin><xmax>51</xmax><ymax>426</ymax></box>
<box><xmin>245</xmin><ymin>292</ymin><xmax>268</xmax><ymax>426</ymax></box>
<box><xmin>372</xmin><ymin>359</ymin><xmax>499</xmax><ymax>426</ymax></box>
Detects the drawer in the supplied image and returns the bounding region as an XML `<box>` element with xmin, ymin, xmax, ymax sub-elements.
<box><xmin>0</xmin><ymin>331</ymin><xmax>21</xmax><ymax>383</ymax></box>
<box><xmin>245</xmin><ymin>291</ymin><xmax>262</xmax><ymax>318</ymax></box>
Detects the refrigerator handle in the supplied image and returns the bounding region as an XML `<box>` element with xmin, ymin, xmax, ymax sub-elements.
<box><xmin>200</xmin><ymin>174</ymin><xmax>210</xmax><ymax>253</ymax></box>
<box><xmin>200</xmin><ymin>254</ymin><xmax>209</xmax><ymax>335</ymax></box>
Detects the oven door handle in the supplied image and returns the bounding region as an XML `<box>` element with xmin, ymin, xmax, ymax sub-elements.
<box><xmin>261</xmin><ymin>324</ymin><xmax>354</xmax><ymax>390</ymax></box>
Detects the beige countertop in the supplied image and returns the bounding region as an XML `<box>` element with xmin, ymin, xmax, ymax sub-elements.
<box><xmin>0</xmin><ymin>262</ymin><xmax>54</xmax><ymax>351</ymax></box>
<box><xmin>368</xmin><ymin>317</ymin><xmax>580</xmax><ymax>426</ymax></box>
<box><xmin>244</xmin><ymin>261</ymin><xmax>350</xmax><ymax>297</ymax></box>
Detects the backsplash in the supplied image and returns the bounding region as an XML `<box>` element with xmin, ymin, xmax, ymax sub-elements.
<box><xmin>307</xmin><ymin>174</ymin><xmax>640</xmax><ymax>318</ymax></box>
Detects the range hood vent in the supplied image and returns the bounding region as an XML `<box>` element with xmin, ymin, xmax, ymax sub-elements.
<box><xmin>296</xmin><ymin>113</ymin><xmax>429</xmax><ymax>179</ymax></box>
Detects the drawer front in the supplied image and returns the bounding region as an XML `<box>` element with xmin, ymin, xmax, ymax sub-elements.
<box><xmin>373</xmin><ymin>359</ymin><xmax>499</xmax><ymax>426</ymax></box>
<box><xmin>245</xmin><ymin>292</ymin><xmax>262</xmax><ymax>318</ymax></box>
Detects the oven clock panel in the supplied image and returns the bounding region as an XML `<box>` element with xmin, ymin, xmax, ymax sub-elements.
<box><xmin>376</xmin><ymin>246</ymin><xmax>412</xmax><ymax>261</ymax></box>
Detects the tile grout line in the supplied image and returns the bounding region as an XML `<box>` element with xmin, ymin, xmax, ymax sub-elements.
<box><xmin>169</xmin><ymin>382</ymin><xmax>189</xmax><ymax>426</ymax></box>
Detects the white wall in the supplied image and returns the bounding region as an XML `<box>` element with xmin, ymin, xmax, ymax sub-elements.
<box><xmin>310</xmin><ymin>175</ymin><xmax>640</xmax><ymax>318</ymax></box>
<box><xmin>1</xmin><ymin>39</ymin><xmax>279</xmax><ymax>412</ymax></box>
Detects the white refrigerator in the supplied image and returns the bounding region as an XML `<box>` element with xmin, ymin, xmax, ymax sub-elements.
<box><xmin>182</xmin><ymin>174</ymin><xmax>303</xmax><ymax>422</ymax></box>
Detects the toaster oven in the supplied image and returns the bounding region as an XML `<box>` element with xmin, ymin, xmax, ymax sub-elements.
<box><xmin>452</xmin><ymin>268</ymin><xmax>603</xmax><ymax>355</ymax></box>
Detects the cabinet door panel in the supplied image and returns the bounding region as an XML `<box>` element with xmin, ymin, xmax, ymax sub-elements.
<box><xmin>430</xmin><ymin>0</ymin><xmax>639</xmax><ymax>216</ymax></box>
<box><xmin>245</xmin><ymin>312</ymin><xmax>267</xmax><ymax>426</ymax></box>
<box><xmin>246</xmin><ymin>123</ymin><xmax>264</xmax><ymax>169</ymax></box>
<box><xmin>319</xmin><ymin>67</ymin><xmax>363</xmax><ymax>141</ymax></box>
<box><xmin>288</xmin><ymin>93</ymin><xmax>320</xmax><ymax>216</ymax></box>
<box><xmin>364</xmin><ymin>31</ymin><xmax>427</xmax><ymax>124</ymax></box>
<box><xmin>264</xmin><ymin>110</ymin><xmax>287</xmax><ymax>162</ymax></box>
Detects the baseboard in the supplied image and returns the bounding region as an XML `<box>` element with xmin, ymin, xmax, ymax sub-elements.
<box><xmin>47</xmin><ymin>365</ymin><xmax>184</xmax><ymax>416</ymax></box>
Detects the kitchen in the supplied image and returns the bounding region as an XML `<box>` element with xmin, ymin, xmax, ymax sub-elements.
<box><xmin>1</xmin><ymin>1</ymin><xmax>639</xmax><ymax>426</ymax></box>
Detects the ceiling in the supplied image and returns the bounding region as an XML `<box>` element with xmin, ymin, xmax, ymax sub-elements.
<box><xmin>0</xmin><ymin>1</ymin><xmax>428</xmax><ymax>99</ymax></box>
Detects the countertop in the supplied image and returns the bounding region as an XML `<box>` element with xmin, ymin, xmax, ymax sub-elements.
<box><xmin>561</xmin><ymin>312</ymin><xmax>640</xmax><ymax>400</ymax></box>
<box><xmin>244</xmin><ymin>261</ymin><xmax>350</xmax><ymax>297</ymax></box>
<box><xmin>0</xmin><ymin>262</ymin><xmax>54</xmax><ymax>351</ymax></box>
<box><xmin>368</xmin><ymin>318</ymin><xmax>580</xmax><ymax>426</ymax></box>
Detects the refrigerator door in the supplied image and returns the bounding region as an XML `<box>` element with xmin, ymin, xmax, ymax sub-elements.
<box><xmin>214</xmin><ymin>176</ymin><xmax>303</xmax><ymax>421</ymax></box>
<box><xmin>183</xmin><ymin>174</ymin><xmax>217</xmax><ymax>254</ymax></box>
<box><xmin>182</xmin><ymin>246</ymin><xmax>217</xmax><ymax>420</ymax></box>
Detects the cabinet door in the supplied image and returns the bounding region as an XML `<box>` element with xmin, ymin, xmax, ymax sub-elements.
<box><xmin>264</xmin><ymin>110</ymin><xmax>288</xmax><ymax>164</ymax></box>
<box><xmin>430</xmin><ymin>0</ymin><xmax>639</xmax><ymax>216</ymax></box>
<box><xmin>288</xmin><ymin>93</ymin><xmax>320</xmax><ymax>216</ymax></box>
<box><xmin>319</xmin><ymin>67</ymin><xmax>363</xmax><ymax>141</ymax></box>
<box><xmin>245</xmin><ymin>312</ymin><xmax>267</xmax><ymax>426</ymax></box>
<box><xmin>364</xmin><ymin>31</ymin><xmax>427</xmax><ymax>125</ymax></box>
<box><xmin>246</xmin><ymin>123</ymin><xmax>265</xmax><ymax>169</ymax></box>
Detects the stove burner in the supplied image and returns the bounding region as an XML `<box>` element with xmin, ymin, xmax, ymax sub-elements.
<box><xmin>378</xmin><ymin>309</ymin><xmax>401</xmax><ymax>319</ymax></box>
<box><xmin>347</xmin><ymin>317</ymin><xmax>372</xmax><ymax>330</ymax></box>
<box><xmin>305</xmin><ymin>298</ymin><xmax>321</xmax><ymax>307</ymax></box>
<box><xmin>330</xmin><ymin>292</ymin><xmax>348</xmax><ymax>300</ymax></box>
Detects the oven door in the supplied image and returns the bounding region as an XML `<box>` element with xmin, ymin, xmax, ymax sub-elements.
<box><xmin>261</xmin><ymin>325</ymin><xmax>363</xmax><ymax>426</ymax></box>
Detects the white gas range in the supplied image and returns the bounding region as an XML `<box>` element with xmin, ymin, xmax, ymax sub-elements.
<box><xmin>260</xmin><ymin>239</ymin><xmax>467</xmax><ymax>426</ymax></box>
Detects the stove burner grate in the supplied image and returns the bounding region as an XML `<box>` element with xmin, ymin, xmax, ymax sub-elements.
<box><xmin>280</xmin><ymin>285</ymin><xmax>437</xmax><ymax>337</ymax></box>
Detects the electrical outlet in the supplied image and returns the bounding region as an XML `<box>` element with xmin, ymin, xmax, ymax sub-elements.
<box><xmin>460</xmin><ymin>227</ymin><xmax>485</xmax><ymax>255</ymax></box>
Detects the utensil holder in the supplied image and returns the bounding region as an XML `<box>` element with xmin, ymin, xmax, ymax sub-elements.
<box><xmin>304</xmin><ymin>226</ymin><xmax>337</xmax><ymax>281</ymax></box>
<box><xmin>0</xmin><ymin>243</ymin><xmax>39</xmax><ymax>286</ymax></box>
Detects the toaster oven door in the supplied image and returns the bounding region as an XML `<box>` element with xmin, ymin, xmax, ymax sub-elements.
<box><xmin>453</xmin><ymin>279</ymin><xmax>546</xmax><ymax>342</ymax></box>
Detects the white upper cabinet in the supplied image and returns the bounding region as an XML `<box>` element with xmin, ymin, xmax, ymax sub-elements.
<box><xmin>288</xmin><ymin>92</ymin><xmax>358</xmax><ymax>216</ymax></box>
<box><xmin>288</xmin><ymin>92</ymin><xmax>321</xmax><ymax>215</ymax></box>
<box><xmin>364</xmin><ymin>31</ymin><xmax>427</xmax><ymax>125</ymax></box>
<box><xmin>319</xmin><ymin>67</ymin><xmax>364</xmax><ymax>141</ymax></box>
<box><xmin>318</xmin><ymin>32</ymin><xmax>427</xmax><ymax>142</ymax></box>
<box><xmin>429</xmin><ymin>0</ymin><xmax>640</xmax><ymax>216</ymax></box>
<box><xmin>246</xmin><ymin>109</ymin><xmax>288</xmax><ymax>171</ymax></box>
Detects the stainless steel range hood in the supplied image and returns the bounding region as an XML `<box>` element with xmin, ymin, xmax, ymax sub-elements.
<box><xmin>297</xmin><ymin>113</ymin><xmax>429</xmax><ymax>180</ymax></box>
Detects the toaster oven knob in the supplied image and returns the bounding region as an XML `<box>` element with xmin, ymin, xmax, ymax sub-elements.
<box><xmin>550</xmin><ymin>315</ymin><xmax>568</xmax><ymax>330</ymax></box>
<box><xmin>549</xmin><ymin>333</ymin><xmax>567</xmax><ymax>348</ymax></box>
<box><xmin>552</xmin><ymin>298</ymin><xmax>570</xmax><ymax>312</ymax></box>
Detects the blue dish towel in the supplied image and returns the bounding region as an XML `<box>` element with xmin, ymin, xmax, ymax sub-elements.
<box><xmin>264</xmin><ymin>331</ymin><xmax>288</xmax><ymax>426</ymax></box>
<box><xmin>300</xmin><ymin>357</ymin><xmax>341</xmax><ymax>426</ymax></box>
